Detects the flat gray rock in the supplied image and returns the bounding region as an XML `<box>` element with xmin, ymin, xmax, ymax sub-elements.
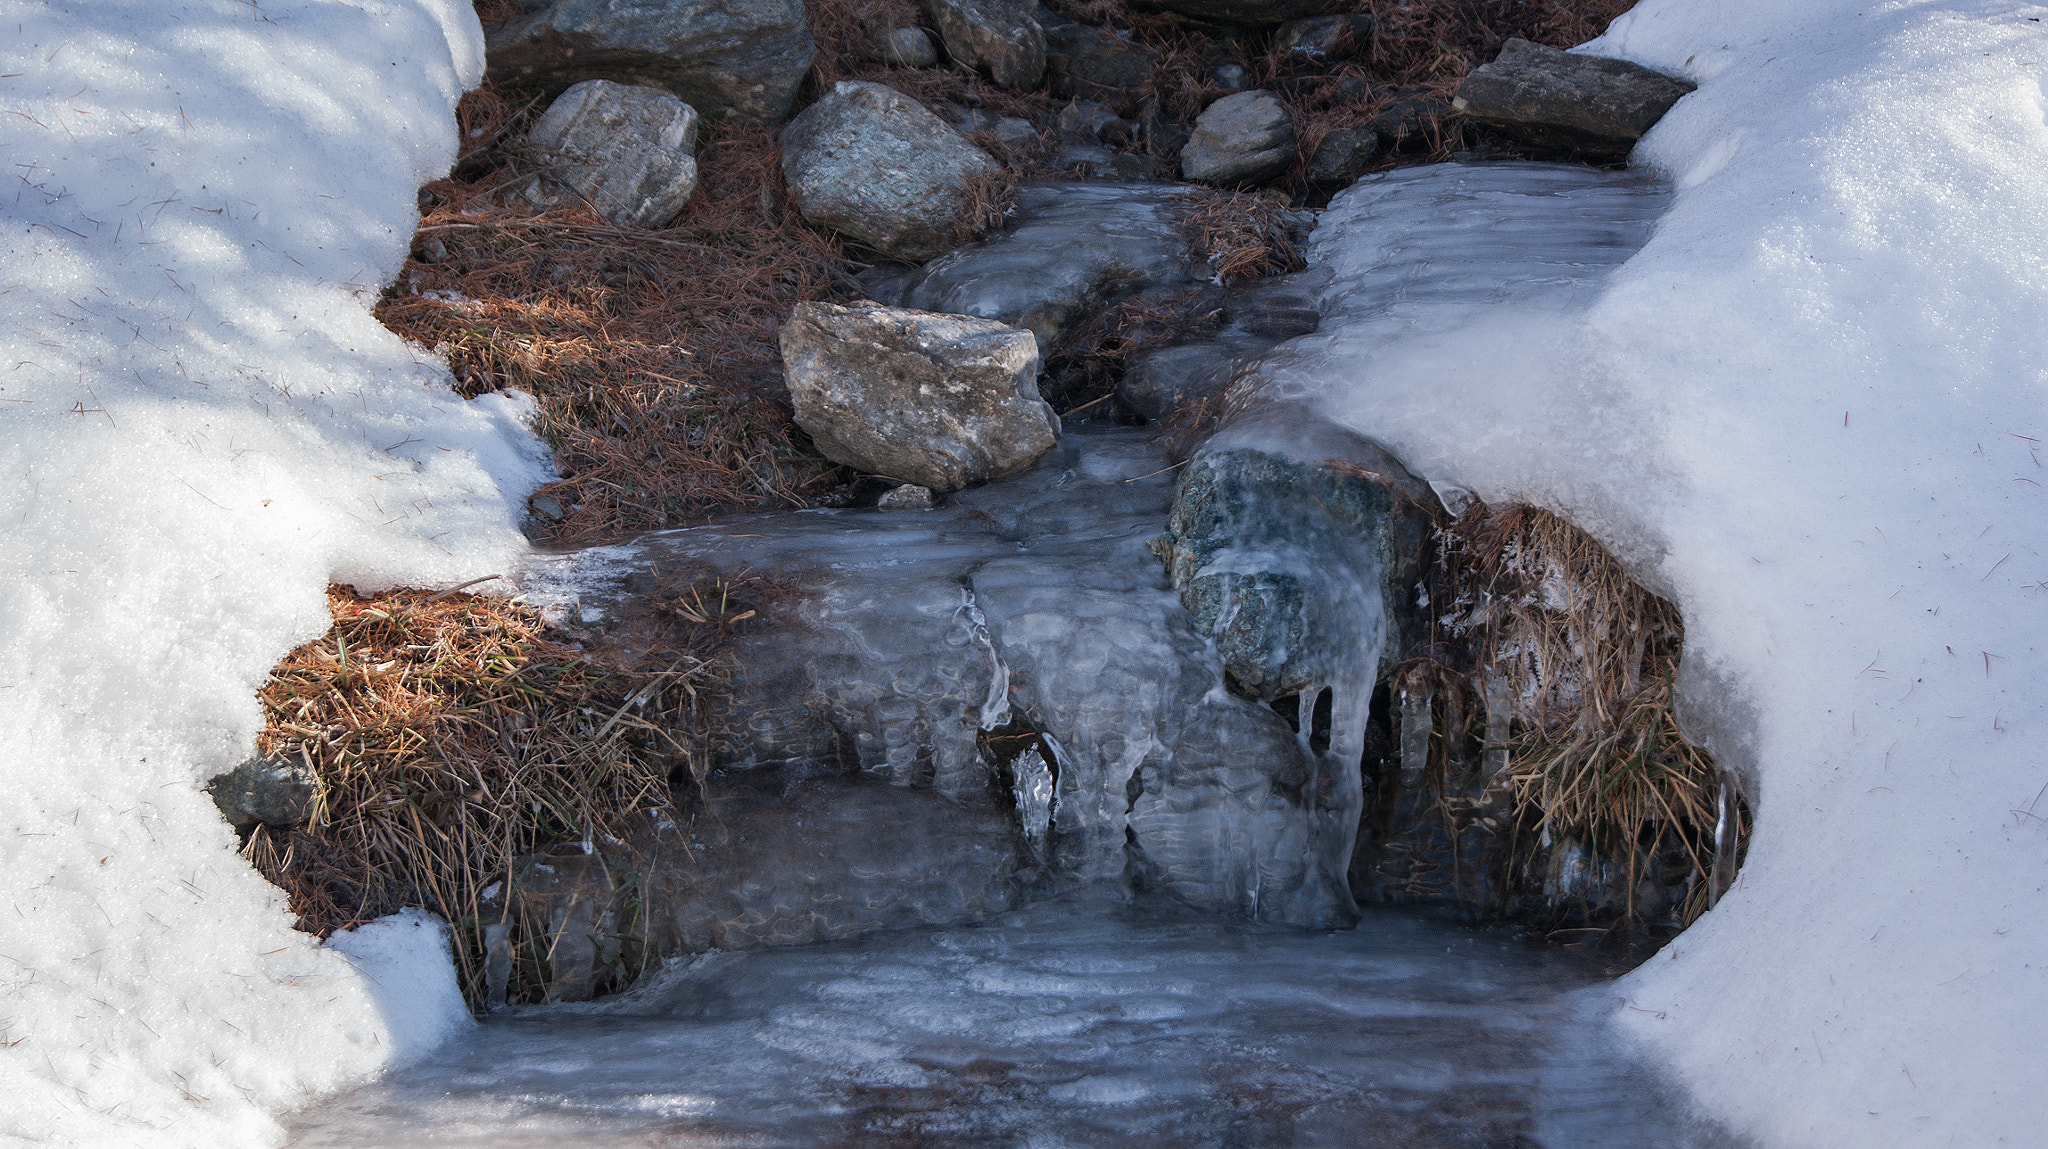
<box><xmin>484</xmin><ymin>0</ymin><xmax>815</xmax><ymax>123</ymax></box>
<box><xmin>780</xmin><ymin>301</ymin><xmax>1057</xmax><ymax>490</ymax></box>
<box><xmin>1453</xmin><ymin>38</ymin><xmax>1696</xmax><ymax>162</ymax></box>
<box><xmin>1181</xmin><ymin>89</ymin><xmax>1295</xmax><ymax>186</ymax></box>
<box><xmin>525</xmin><ymin>80</ymin><xmax>699</xmax><ymax>228</ymax></box>
<box><xmin>923</xmin><ymin>0</ymin><xmax>1045</xmax><ymax>88</ymax></box>
<box><xmin>883</xmin><ymin>26</ymin><xmax>938</xmax><ymax>67</ymax></box>
<box><xmin>780</xmin><ymin>81</ymin><xmax>1000</xmax><ymax>262</ymax></box>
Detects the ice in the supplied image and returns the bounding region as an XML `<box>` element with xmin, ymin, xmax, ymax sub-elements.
<box><xmin>0</xmin><ymin>2</ymin><xmax>544</xmax><ymax>1144</ymax></box>
<box><xmin>285</xmin><ymin>895</ymin><xmax>1730</xmax><ymax>1148</ymax></box>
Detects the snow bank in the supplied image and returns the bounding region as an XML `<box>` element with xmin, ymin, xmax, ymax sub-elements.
<box><xmin>0</xmin><ymin>1</ymin><xmax>545</xmax><ymax>1144</ymax></box>
<box><xmin>1306</xmin><ymin>2</ymin><xmax>2048</xmax><ymax>1145</ymax></box>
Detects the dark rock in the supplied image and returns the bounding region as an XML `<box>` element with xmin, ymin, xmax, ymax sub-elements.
<box><xmin>1306</xmin><ymin>126</ymin><xmax>1377</xmax><ymax>185</ymax></box>
<box><xmin>780</xmin><ymin>81</ymin><xmax>1000</xmax><ymax>262</ymax></box>
<box><xmin>923</xmin><ymin>0</ymin><xmax>1045</xmax><ymax>88</ymax></box>
<box><xmin>779</xmin><ymin>301</ymin><xmax>1057</xmax><ymax>490</ymax></box>
<box><xmin>955</xmin><ymin>108</ymin><xmax>1042</xmax><ymax>151</ymax></box>
<box><xmin>1211</xmin><ymin>62</ymin><xmax>1249</xmax><ymax>93</ymax></box>
<box><xmin>524</xmin><ymin>80</ymin><xmax>699</xmax><ymax>228</ymax></box>
<box><xmin>1151</xmin><ymin>410</ymin><xmax>1434</xmax><ymax>700</ymax></box>
<box><xmin>1452</xmin><ymin>37</ymin><xmax>1695</xmax><ymax>162</ymax></box>
<box><xmin>484</xmin><ymin>0</ymin><xmax>816</xmax><ymax>123</ymax></box>
<box><xmin>207</xmin><ymin>755</ymin><xmax>316</xmax><ymax>831</ymax></box>
<box><xmin>1368</xmin><ymin>94</ymin><xmax>1454</xmax><ymax>151</ymax></box>
<box><xmin>884</xmin><ymin>26</ymin><xmax>939</xmax><ymax>67</ymax></box>
<box><xmin>1045</xmin><ymin>23</ymin><xmax>1155</xmax><ymax>116</ymax></box>
<box><xmin>1117</xmin><ymin>269</ymin><xmax>1323</xmax><ymax>421</ymax></box>
<box><xmin>1128</xmin><ymin>0</ymin><xmax>1331</xmax><ymax>26</ymax></box>
<box><xmin>1180</xmin><ymin>90</ymin><xmax>1294</xmax><ymax>186</ymax></box>
<box><xmin>1275</xmin><ymin>13</ymin><xmax>1370</xmax><ymax>61</ymax></box>
<box><xmin>1056</xmin><ymin>99</ymin><xmax>1131</xmax><ymax>146</ymax></box>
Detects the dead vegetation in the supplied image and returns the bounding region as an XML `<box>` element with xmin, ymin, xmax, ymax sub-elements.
<box><xmin>1402</xmin><ymin>501</ymin><xmax>1744</xmax><ymax>929</ymax></box>
<box><xmin>245</xmin><ymin>579</ymin><xmax>782</xmax><ymax>1008</ymax></box>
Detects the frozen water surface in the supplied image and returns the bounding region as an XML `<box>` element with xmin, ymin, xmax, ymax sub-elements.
<box><xmin>287</xmin><ymin>897</ymin><xmax>1720</xmax><ymax>1148</ymax></box>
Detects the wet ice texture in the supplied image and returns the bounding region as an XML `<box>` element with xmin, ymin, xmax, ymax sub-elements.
<box><xmin>531</xmin><ymin>431</ymin><xmax>1356</xmax><ymax>938</ymax></box>
<box><xmin>287</xmin><ymin>897</ymin><xmax>1725</xmax><ymax>1148</ymax></box>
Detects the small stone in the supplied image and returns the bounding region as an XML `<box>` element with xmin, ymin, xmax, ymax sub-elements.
<box><xmin>1275</xmin><ymin>14</ymin><xmax>1371</xmax><ymax>61</ymax></box>
<box><xmin>955</xmin><ymin>109</ymin><xmax>1042</xmax><ymax>151</ymax></box>
<box><xmin>877</xmin><ymin>483</ymin><xmax>937</xmax><ymax>509</ymax></box>
<box><xmin>1367</xmin><ymin>94</ymin><xmax>1453</xmax><ymax>151</ymax></box>
<box><xmin>529</xmin><ymin>494</ymin><xmax>566</xmax><ymax>521</ymax></box>
<box><xmin>1306</xmin><ymin>127</ymin><xmax>1377</xmax><ymax>185</ymax></box>
<box><xmin>780</xmin><ymin>82</ymin><xmax>1000</xmax><ymax>262</ymax></box>
<box><xmin>1180</xmin><ymin>90</ymin><xmax>1294</xmax><ymax>186</ymax></box>
<box><xmin>1452</xmin><ymin>38</ymin><xmax>1696</xmax><ymax>162</ymax></box>
<box><xmin>780</xmin><ymin>301</ymin><xmax>1057</xmax><ymax>490</ymax></box>
<box><xmin>525</xmin><ymin>80</ymin><xmax>699</xmax><ymax>229</ymax></box>
<box><xmin>1212</xmin><ymin>63</ymin><xmax>1249</xmax><ymax>92</ymax></box>
<box><xmin>923</xmin><ymin>0</ymin><xmax>1045</xmax><ymax>89</ymax></box>
<box><xmin>207</xmin><ymin>754</ymin><xmax>317</xmax><ymax>831</ymax></box>
<box><xmin>884</xmin><ymin>26</ymin><xmax>938</xmax><ymax>68</ymax></box>
<box><xmin>415</xmin><ymin>236</ymin><xmax>449</xmax><ymax>263</ymax></box>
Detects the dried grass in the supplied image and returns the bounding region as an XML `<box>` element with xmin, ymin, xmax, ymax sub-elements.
<box><xmin>244</xmin><ymin>581</ymin><xmax>771</xmax><ymax>1009</ymax></box>
<box><xmin>1415</xmin><ymin>501</ymin><xmax>1744</xmax><ymax>926</ymax></box>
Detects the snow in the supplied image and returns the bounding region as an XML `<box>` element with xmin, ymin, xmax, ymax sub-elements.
<box><xmin>1293</xmin><ymin>2</ymin><xmax>2048</xmax><ymax>1145</ymax></box>
<box><xmin>0</xmin><ymin>1</ymin><xmax>542</xmax><ymax>1145</ymax></box>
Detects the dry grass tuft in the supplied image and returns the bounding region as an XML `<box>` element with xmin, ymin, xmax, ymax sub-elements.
<box><xmin>1041</xmin><ymin>286</ymin><xmax>1224</xmax><ymax>413</ymax></box>
<box><xmin>1183</xmin><ymin>189</ymin><xmax>1308</xmax><ymax>280</ymax></box>
<box><xmin>245</xmin><ymin>581</ymin><xmax>768</xmax><ymax>1008</ymax></box>
<box><xmin>1415</xmin><ymin>501</ymin><xmax>1743</xmax><ymax>926</ymax></box>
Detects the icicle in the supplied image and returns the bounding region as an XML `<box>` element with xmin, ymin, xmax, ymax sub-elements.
<box><xmin>1481</xmin><ymin>671</ymin><xmax>1513</xmax><ymax>782</ymax></box>
<box><xmin>1011</xmin><ymin>746</ymin><xmax>1055</xmax><ymax>862</ymax></box>
<box><xmin>956</xmin><ymin>585</ymin><xmax>1011</xmax><ymax>730</ymax></box>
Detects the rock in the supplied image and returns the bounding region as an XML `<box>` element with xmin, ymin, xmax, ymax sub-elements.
<box><xmin>780</xmin><ymin>82</ymin><xmax>1000</xmax><ymax>262</ymax></box>
<box><xmin>484</xmin><ymin>0</ymin><xmax>815</xmax><ymax>123</ymax></box>
<box><xmin>1276</xmin><ymin>13</ymin><xmax>1371</xmax><ymax>61</ymax></box>
<box><xmin>206</xmin><ymin>754</ymin><xmax>316</xmax><ymax>831</ymax></box>
<box><xmin>923</xmin><ymin>0</ymin><xmax>1045</xmax><ymax>89</ymax></box>
<box><xmin>779</xmin><ymin>301</ymin><xmax>1057</xmax><ymax>490</ymax></box>
<box><xmin>877</xmin><ymin>483</ymin><xmax>937</xmax><ymax>508</ymax></box>
<box><xmin>1045</xmin><ymin>23</ymin><xmax>1155</xmax><ymax>115</ymax></box>
<box><xmin>524</xmin><ymin>81</ymin><xmax>699</xmax><ymax>228</ymax></box>
<box><xmin>1180</xmin><ymin>90</ymin><xmax>1294</xmax><ymax>186</ymax></box>
<box><xmin>1129</xmin><ymin>0</ymin><xmax>1329</xmax><ymax>25</ymax></box>
<box><xmin>1118</xmin><ymin>268</ymin><xmax>1324</xmax><ymax>421</ymax></box>
<box><xmin>883</xmin><ymin>26</ymin><xmax>938</xmax><ymax>67</ymax></box>
<box><xmin>1056</xmin><ymin>99</ymin><xmax>1131</xmax><ymax>146</ymax></box>
<box><xmin>1151</xmin><ymin>409</ymin><xmax>1434</xmax><ymax>700</ymax></box>
<box><xmin>1211</xmin><ymin>62</ymin><xmax>1249</xmax><ymax>93</ymax></box>
<box><xmin>894</xmin><ymin>182</ymin><xmax>1201</xmax><ymax>348</ymax></box>
<box><xmin>1368</xmin><ymin>93</ymin><xmax>1453</xmax><ymax>151</ymax></box>
<box><xmin>1452</xmin><ymin>38</ymin><xmax>1696</xmax><ymax>162</ymax></box>
<box><xmin>1306</xmin><ymin>126</ymin><xmax>1377</xmax><ymax>185</ymax></box>
<box><xmin>955</xmin><ymin>108</ymin><xmax>1042</xmax><ymax>151</ymax></box>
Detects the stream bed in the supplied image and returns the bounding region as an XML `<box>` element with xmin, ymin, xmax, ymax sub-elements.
<box><xmin>288</xmin><ymin>895</ymin><xmax>1724</xmax><ymax>1148</ymax></box>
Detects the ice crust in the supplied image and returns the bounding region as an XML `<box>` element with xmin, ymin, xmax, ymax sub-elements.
<box><xmin>286</xmin><ymin>896</ymin><xmax>1723</xmax><ymax>1147</ymax></box>
<box><xmin>0</xmin><ymin>2</ymin><xmax>541</xmax><ymax>1145</ymax></box>
<box><xmin>1271</xmin><ymin>5</ymin><xmax>2048</xmax><ymax>1145</ymax></box>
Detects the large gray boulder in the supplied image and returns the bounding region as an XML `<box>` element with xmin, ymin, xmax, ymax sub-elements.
<box><xmin>1452</xmin><ymin>38</ymin><xmax>1696</xmax><ymax>162</ymax></box>
<box><xmin>779</xmin><ymin>301</ymin><xmax>1057</xmax><ymax>490</ymax></box>
<box><xmin>780</xmin><ymin>81</ymin><xmax>1001</xmax><ymax>262</ymax></box>
<box><xmin>484</xmin><ymin>0</ymin><xmax>816</xmax><ymax>123</ymax></box>
<box><xmin>525</xmin><ymin>80</ymin><xmax>699</xmax><ymax>228</ymax></box>
<box><xmin>1180</xmin><ymin>90</ymin><xmax>1295</xmax><ymax>186</ymax></box>
<box><xmin>923</xmin><ymin>0</ymin><xmax>1045</xmax><ymax>88</ymax></box>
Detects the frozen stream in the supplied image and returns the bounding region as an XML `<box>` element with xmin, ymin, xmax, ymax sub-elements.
<box><xmin>288</xmin><ymin>896</ymin><xmax>1721</xmax><ymax>1148</ymax></box>
<box><xmin>286</xmin><ymin>163</ymin><xmax>1721</xmax><ymax>1147</ymax></box>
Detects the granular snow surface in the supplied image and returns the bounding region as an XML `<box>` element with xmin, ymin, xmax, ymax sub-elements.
<box><xmin>0</xmin><ymin>1</ymin><xmax>545</xmax><ymax>1145</ymax></box>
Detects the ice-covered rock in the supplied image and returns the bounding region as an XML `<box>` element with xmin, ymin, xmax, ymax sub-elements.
<box><xmin>1180</xmin><ymin>90</ymin><xmax>1295</xmax><ymax>186</ymax></box>
<box><xmin>484</xmin><ymin>0</ymin><xmax>816</xmax><ymax>123</ymax></box>
<box><xmin>779</xmin><ymin>301</ymin><xmax>1057</xmax><ymax>490</ymax></box>
<box><xmin>923</xmin><ymin>0</ymin><xmax>1045</xmax><ymax>88</ymax></box>
<box><xmin>883</xmin><ymin>182</ymin><xmax>1201</xmax><ymax>347</ymax></box>
<box><xmin>524</xmin><ymin>80</ymin><xmax>699</xmax><ymax>229</ymax></box>
<box><xmin>780</xmin><ymin>81</ymin><xmax>1001</xmax><ymax>262</ymax></box>
<box><xmin>1452</xmin><ymin>38</ymin><xmax>1695</xmax><ymax>163</ymax></box>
